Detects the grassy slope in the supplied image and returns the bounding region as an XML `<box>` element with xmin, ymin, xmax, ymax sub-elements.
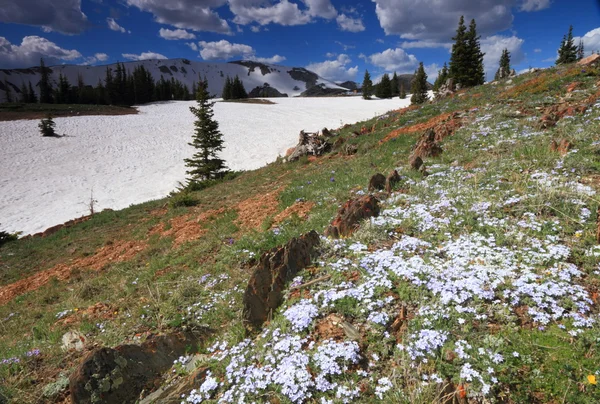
<box><xmin>0</xmin><ymin>64</ymin><xmax>599</xmax><ymax>403</ymax></box>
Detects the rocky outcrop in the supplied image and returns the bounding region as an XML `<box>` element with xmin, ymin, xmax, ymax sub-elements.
<box><xmin>287</xmin><ymin>68</ymin><xmax>319</xmax><ymax>89</ymax></box>
<box><xmin>436</xmin><ymin>78</ymin><xmax>455</xmax><ymax>99</ymax></box>
<box><xmin>300</xmin><ymin>84</ymin><xmax>347</xmax><ymax>97</ymax></box>
<box><xmin>368</xmin><ymin>173</ymin><xmax>386</xmax><ymax>191</ymax></box>
<box><xmin>337</xmin><ymin>81</ymin><xmax>359</xmax><ymax>91</ymax></box>
<box><xmin>243</xmin><ymin>231</ymin><xmax>320</xmax><ymax>329</ymax></box>
<box><xmin>230</xmin><ymin>61</ymin><xmax>275</xmax><ymax>75</ymax></box>
<box><xmin>286</xmin><ymin>130</ymin><xmax>332</xmax><ymax>162</ymax></box>
<box><xmin>412</xmin><ymin>128</ymin><xmax>443</xmax><ymax>159</ymax></box>
<box><xmin>385</xmin><ymin>170</ymin><xmax>401</xmax><ymax>193</ymax></box>
<box><xmin>324</xmin><ymin>196</ymin><xmax>380</xmax><ymax>239</ymax></box>
<box><xmin>248</xmin><ymin>83</ymin><xmax>288</xmax><ymax>98</ymax></box>
<box><xmin>69</xmin><ymin>331</ymin><xmax>202</xmax><ymax>404</ymax></box>
<box><xmin>577</xmin><ymin>54</ymin><xmax>600</xmax><ymax>66</ymax></box>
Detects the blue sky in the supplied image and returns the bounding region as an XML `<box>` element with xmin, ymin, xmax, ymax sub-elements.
<box><xmin>1</xmin><ymin>0</ymin><xmax>599</xmax><ymax>82</ymax></box>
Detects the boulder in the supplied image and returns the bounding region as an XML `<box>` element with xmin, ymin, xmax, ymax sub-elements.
<box><xmin>343</xmin><ymin>144</ymin><xmax>358</xmax><ymax>156</ymax></box>
<box><xmin>436</xmin><ymin>78</ymin><xmax>455</xmax><ymax>99</ymax></box>
<box><xmin>287</xmin><ymin>130</ymin><xmax>332</xmax><ymax>162</ymax></box>
<box><xmin>385</xmin><ymin>170</ymin><xmax>401</xmax><ymax>193</ymax></box>
<box><xmin>412</xmin><ymin>128</ymin><xmax>443</xmax><ymax>160</ymax></box>
<box><xmin>243</xmin><ymin>231</ymin><xmax>320</xmax><ymax>329</ymax></box>
<box><xmin>324</xmin><ymin>195</ymin><xmax>380</xmax><ymax>239</ymax></box>
<box><xmin>69</xmin><ymin>331</ymin><xmax>201</xmax><ymax>404</ymax></box>
<box><xmin>409</xmin><ymin>155</ymin><xmax>423</xmax><ymax>170</ymax></box>
<box><xmin>577</xmin><ymin>54</ymin><xmax>600</xmax><ymax>66</ymax></box>
<box><xmin>368</xmin><ymin>173</ymin><xmax>386</xmax><ymax>191</ymax></box>
<box><xmin>62</xmin><ymin>331</ymin><xmax>86</xmax><ymax>352</ymax></box>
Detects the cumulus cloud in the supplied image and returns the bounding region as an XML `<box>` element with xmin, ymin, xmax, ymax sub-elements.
<box><xmin>0</xmin><ymin>0</ymin><xmax>89</xmax><ymax>34</ymax></box>
<box><xmin>250</xmin><ymin>54</ymin><xmax>286</xmax><ymax>63</ymax></box>
<box><xmin>126</xmin><ymin>0</ymin><xmax>231</xmax><ymax>34</ymax></box>
<box><xmin>336</xmin><ymin>14</ymin><xmax>365</xmax><ymax>32</ymax></box>
<box><xmin>197</xmin><ymin>40</ymin><xmax>254</xmax><ymax>60</ymax></box>
<box><xmin>0</xmin><ymin>35</ymin><xmax>82</xmax><ymax>68</ymax></box>
<box><xmin>574</xmin><ymin>27</ymin><xmax>600</xmax><ymax>56</ymax></box>
<box><xmin>303</xmin><ymin>0</ymin><xmax>337</xmax><ymax>18</ymax></box>
<box><xmin>400</xmin><ymin>40</ymin><xmax>452</xmax><ymax>49</ymax></box>
<box><xmin>107</xmin><ymin>18</ymin><xmax>129</xmax><ymax>33</ymax></box>
<box><xmin>519</xmin><ymin>0</ymin><xmax>551</xmax><ymax>11</ymax></box>
<box><xmin>159</xmin><ymin>28</ymin><xmax>195</xmax><ymax>40</ymax></box>
<box><xmin>229</xmin><ymin>0</ymin><xmax>337</xmax><ymax>26</ymax></box>
<box><xmin>83</xmin><ymin>52</ymin><xmax>109</xmax><ymax>65</ymax></box>
<box><xmin>367</xmin><ymin>48</ymin><xmax>419</xmax><ymax>72</ymax></box>
<box><xmin>480</xmin><ymin>35</ymin><xmax>525</xmax><ymax>79</ymax></box>
<box><xmin>186</xmin><ymin>42</ymin><xmax>198</xmax><ymax>51</ymax></box>
<box><xmin>306</xmin><ymin>54</ymin><xmax>359</xmax><ymax>81</ymax></box>
<box><xmin>372</xmin><ymin>0</ymin><xmax>515</xmax><ymax>41</ymax></box>
<box><xmin>122</xmin><ymin>51</ymin><xmax>167</xmax><ymax>61</ymax></box>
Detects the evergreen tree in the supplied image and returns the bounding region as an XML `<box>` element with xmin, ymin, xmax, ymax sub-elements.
<box><xmin>556</xmin><ymin>25</ymin><xmax>577</xmax><ymax>64</ymax></box>
<box><xmin>390</xmin><ymin>72</ymin><xmax>399</xmax><ymax>97</ymax></box>
<box><xmin>449</xmin><ymin>16</ymin><xmax>469</xmax><ymax>87</ymax></box>
<box><xmin>232</xmin><ymin>76</ymin><xmax>247</xmax><ymax>99</ymax></box>
<box><xmin>362</xmin><ymin>70</ymin><xmax>373</xmax><ymax>99</ymax></box>
<box><xmin>465</xmin><ymin>19</ymin><xmax>485</xmax><ymax>86</ymax></box>
<box><xmin>410</xmin><ymin>62</ymin><xmax>428</xmax><ymax>105</ymax></box>
<box><xmin>104</xmin><ymin>67</ymin><xmax>115</xmax><ymax>104</ymax></box>
<box><xmin>20</xmin><ymin>82</ymin><xmax>29</xmax><ymax>103</ymax></box>
<box><xmin>433</xmin><ymin>63</ymin><xmax>449</xmax><ymax>92</ymax></box>
<box><xmin>184</xmin><ymin>78</ymin><xmax>226</xmax><ymax>183</ymax></box>
<box><xmin>375</xmin><ymin>73</ymin><xmax>392</xmax><ymax>98</ymax></box>
<box><xmin>39</xmin><ymin>115</ymin><xmax>57</xmax><ymax>137</ymax></box>
<box><xmin>399</xmin><ymin>83</ymin><xmax>406</xmax><ymax>99</ymax></box>
<box><xmin>577</xmin><ymin>40</ymin><xmax>585</xmax><ymax>60</ymax></box>
<box><xmin>56</xmin><ymin>73</ymin><xmax>71</xmax><ymax>104</ymax></box>
<box><xmin>222</xmin><ymin>76</ymin><xmax>232</xmax><ymax>100</ymax></box>
<box><xmin>39</xmin><ymin>58</ymin><xmax>53</xmax><ymax>104</ymax></box>
<box><xmin>28</xmin><ymin>82</ymin><xmax>37</xmax><ymax>103</ymax></box>
<box><xmin>3</xmin><ymin>80</ymin><xmax>12</xmax><ymax>103</ymax></box>
<box><xmin>494</xmin><ymin>48</ymin><xmax>511</xmax><ymax>81</ymax></box>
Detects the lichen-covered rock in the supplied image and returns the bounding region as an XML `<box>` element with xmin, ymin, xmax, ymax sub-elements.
<box><xmin>243</xmin><ymin>231</ymin><xmax>320</xmax><ymax>330</ymax></box>
<box><xmin>324</xmin><ymin>195</ymin><xmax>380</xmax><ymax>239</ymax></box>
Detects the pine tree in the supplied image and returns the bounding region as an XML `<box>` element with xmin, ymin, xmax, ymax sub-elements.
<box><xmin>410</xmin><ymin>62</ymin><xmax>428</xmax><ymax>105</ymax></box>
<box><xmin>222</xmin><ymin>76</ymin><xmax>232</xmax><ymax>100</ymax></box>
<box><xmin>433</xmin><ymin>63</ymin><xmax>449</xmax><ymax>92</ymax></box>
<box><xmin>557</xmin><ymin>25</ymin><xmax>577</xmax><ymax>64</ymax></box>
<box><xmin>376</xmin><ymin>73</ymin><xmax>392</xmax><ymax>98</ymax></box>
<box><xmin>56</xmin><ymin>73</ymin><xmax>71</xmax><ymax>104</ymax></box>
<box><xmin>3</xmin><ymin>80</ymin><xmax>12</xmax><ymax>103</ymax></box>
<box><xmin>232</xmin><ymin>76</ymin><xmax>247</xmax><ymax>99</ymax></box>
<box><xmin>577</xmin><ymin>40</ymin><xmax>585</xmax><ymax>60</ymax></box>
<box><xmin>399</xmin><ymin>83</ymin><xmax>406</xmax><ymax>99</ymax></box>
<box><xmin>465</xmin><ymin>19</ymin><xmax>485</xmax><ymax>86</ymax></box>
<box><xmin>39</xmin><ymin>115</ymin><xmax>57</xmax><ymax>137</ymax></box>
<box><xmin>494</xmin><ymin>48</ymin><xmax>511</xmax><ymax>81</ymax></box>
<box><xmin>362</xmin><ymin>70</ymin><xmax>373</xmax><ymax>99</ymax></box>
<box><xmin>20</xmin><ymin>82</ymin><xmax>29</xmax><ymax>103</ymax></box>
<box><xmin>390</xmin><ymin>72</ymin><xmax>399</xmax><ymax>97</ymax></box>
<box><xmin>184</xmin><ymin>78</ymin><xmax>226</xmax><ymax>183</ymax></box>
<box><xmin>28</xmin><ymin>82</ymin><xmax>37</xmax><ymax>103</ymax></box>
<box><xmin>449</xmin><ymin>16</ymin><xmax>469</xmax><ymax>87</ymax></box>
<box><xmin>39</xmin><ymin>58</ymin><xmax>53</xmax><ymax>104</ymax></box>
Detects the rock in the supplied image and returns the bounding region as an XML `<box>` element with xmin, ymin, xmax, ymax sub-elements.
<box><xmin>324</xmin><ymin>195</ymin><xmax>380</xmax><ymax>239</ymax></box>
<box><xmin>243</xmin><ymin>231</ymin><xmax>320</xmax><ymax>329</ymax></box>
<box><xmin>360</xmin><ymin>126</ymin><xmax>369</xmax><ymax>135</ymax></box>
<box><xmin>287</xmin><ymin>130</ymin><xmax>332</xmax><ymax>162</ymax></box>
<box><xmin>509</xmin><ymin>69</ymin><xmax>517</xmax><ymax>77</ymax></box>
<box><xmin>566</xmin><ymin>82</ymin><xmax>581</xmax><ymax>93</ymax></box>
<box><xmin>577</xmin><ymin>54</ymin><xmax>600</xmax><ymax>66</ymax></box>
<box><xmin>69</xmin><ymin>331</ymin><xmax>201</xmax><ymax>404</ymax></box>
<box><xmin>43</xmin><ymin>375</ymin><xmax>70</xmax><ymax>399</ymax></box>
<box><xmin>332</xmin><ymin>137</ymin><xmax>346</xmax><ymax>150</ymax></box>
<box><xmin>343</xmin><ymin>144</ymin><xmax>358</xmax><ymax>156</ymax></box>
<box><xmin>300</xmin><ymin>84</ymin><xmax>346</xmax><ymax>97</ymax></box>
<box><xmin>320</xmin><ymin>127</ymin><xmax>333</xmax><ymax>137</ymax></box>
<box><xmin>436</xmin><ymin>78</ymin><xmax>455</xmax><ymax>99</ymax></box>
<box><xmin>139</xmin><ymin>367</ymin><xmax>208</xmax><ymax>404</ymax></box>
<box><xmin>248</xmin><ymin>83</ymin><xmax>288</xmax><ymax>98</ymax></box>
<box><xmin>385</xmin><ymin>170</ymin><xmax>401</xmax><ymax>193</ymax></box>
<box><xmin>368</xmin><ymin>173</ymin><xmax>386</xmax><ymax>191</ymax></box>
<box><xmin>410</xmin><ymin>155</ymin><xmax>423</xmax><ymax>170</ymax></box>
<box><xmin>62</xmin><ymin>331</ymin><xmax>86</xmax><ymax>352</ymax></box>
<box><xmin>412</xmin><ymin>128</ymin><xmax>443</xmax><ymax>159</ymax></box>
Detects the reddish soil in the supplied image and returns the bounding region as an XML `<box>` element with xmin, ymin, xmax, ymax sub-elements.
<box><xmin>272</xmin><ymin>201</ymin><xmax>315</xmax><ymax>226</ymax></box>
<box><xmin>56</xmin><ymin>302</ymin><xmax>118</xmax><ymax>326</ymax></box>
<box><xmin>380</xmin><ymin>112</ymin><xmax>453</xmax><ymax>144</ymax></box>
<box><xmin>235</xmin><ymin>187</ymin><xmax>285</xmax><ymax>230</ymax></box>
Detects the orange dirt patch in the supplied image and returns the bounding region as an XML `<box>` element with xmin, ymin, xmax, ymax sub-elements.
<box><xmin>315</xmin><ymin>314</ymin><xmax>347</xmax><ymax>341</ymax></box>
<box><xmin>56</xmin><ymin>302</ymin><xmax>117</xmax><ymax>326</ymax></box>
<box><xmin>150</xmin><ymin>207</ymin><xmax>227</xmax><ymax>247</ymax></box>
<box><xmin>380</xmin><ymin>112</ymin><xmax>453</xmax><ymax>144</ymax></box>
<box><xmin>0</xmin><ymin>239</ymin><xmax>145</xmax><ymax>306</ymax></box>
<box><xmin>272</xmin><ymin>201</ymin><xmax>315</xmax><ymax>227</ymax></box>
<box><xmin>235</xmin><ymin>187</ymin><xmax>285</xmax><ymax>230</ymax></box>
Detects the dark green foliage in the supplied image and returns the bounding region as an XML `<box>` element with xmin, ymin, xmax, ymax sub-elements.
<box><xmin>39</xmin><ymin>58</ymin><xmax>53</xmax><ymax>104</ymax></box>
<box><xmin>449</xmin><ymin>17</ymin><xmax>485</xmax><ymax>88</ymax></box>
<box><xmin>19</xmin><ymin>82</ymin><xmax>28</xmax><ymax>103</ymax></box>
<box><xmin>169</xmin><ymin>191</ymin><xmax>199</xmax><ymax>208</ymax></box>
<box><xmin>222</xmin><ymin>76</ymin><xmax>247</xmax><ymax>100</ymax></box>
<box><xmin>222</xmin><ymin>76</ymin><xmax>233</xmax><ymax>100</ymax></box>
<box><xmin>375</xmin><ymin>73</ymin><xmax>392</xmax><ymax>99</ymax></box>
<box><xmin>494</xmin><ymin>48</ymin><xmax>511</xmax><ymax>81</ymax></box>
<box><xmin>184</xmin><ymin>78</ymin><xmax>226</xmax><ymax>183</ymax></box>
<box><xmin>556</xmin><ymin>25</ymin><xmax>578</xmax><ymax>65</ymax></box>
<box><xmin>410</xmin><ymin>62</ymin><xmax>428</xmax><ymax>105</ymax></box>
<box><xmin>0</xmin><ymin>227</ymin><xmax>18</xmax><ymax>247</ymax></box>
<box><xmin>3</xmin><ymin>79</ymin><xmax>13</xmax><ymax>103</ymax></box>
<box><xmin>390</xmin><ymin>72</ymin><xmax>399</xmax><ymax>97</ymax></box>
<box><xmin>28</xmin><ymin>82</ymin><xmax>37</xmax><ymax>103</ymax></box>
<box><xmin>399</xmin><ymin>83</ymin><xmax>406</xmax><ymax>99</ymax></box>
<box><xmin>433</xmin><ymin>63</ymin><xmax>449</xmax><ymax>92</ymax></box>
<box><xmin>577</xmin><ymin>40</ymin><xmax>585</xmax><ymax>61</ymax></box>
<box><xmin>54</xmin><ymin>73</ymin><xmax>72</xmax><ymax>104</ymax></box>
<box><xmin>39</xmin><ymin>115</ymin><xmax>57</xmax><ymax>137</ymax></box>
<box><xmin>362</xmin><ymin>70</ymin><xmax>373</xmax><ymax>99</ymax></box>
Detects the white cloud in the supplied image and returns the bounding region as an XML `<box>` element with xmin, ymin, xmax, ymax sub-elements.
<box><xmin>376</xmin><ymin>38</ymin><xmax>384</xmax><ymax>44</ymax></box>
<box><xmin>335</xmin><ymin>40</ymin><xmax>355</xmax><ymax>51</ymax></box>
<box><xmin>372</xmin><ymin>0</ymin><xmax>515</xmax><ymax>41</ymax></box>
<box><xmin>367</xmin><ymin>48</ymin><xmax>419</xmax><ymax>72</ymax></box>
<box><xmin>126</xmin><ymin>0</ymin><xmax>231</xmax><ymax>34</ymax></box>
<box><xmin>336</xmin><ymin>14</ymin><xmax>365</xmax><ymax>32</ymax></box>
<box><xmin>306</xmin><ymin>54</ymin><xmax>359</xmax><ymax>81</ymax></box>
<box><xmin>0</xmin><ymin>35</ymin><xmax>82</xmax><ymax>68</ymax></box>
<box><xmin>250</xmin><ymin>54</ymin><xmax>286</xmax><ymax>64</ymax></box>
<box><xmin>197</xmin><ymin>40</ymin><xmax>254</xmax><ymax>60</ymax></box>
<box><xmin>574</xmin><ymin>27</ymin><xmax>600</xmax><ymax>56</ymax></box>
<box><xmin>107</xmin><ymin>18</ymin><xmax>129</xmax><ymax>33</ymax></box>
<box><xmin>159</xmin><ymin>28</ymin><xmax>195</xmax><ymax>40</ymax></box>
<box><xmin>534</xmin><ymin>48</ymin><xmax>542</xmax><ymax>53</ymax></box>
<box><xmin>95</xmin><ymin>53</ymin><xmax>108</xmax><ymax>62</ymax></box>
<box><xmin>303</xmin><ymin>0</ymin><xmax>337</xmax><ymax>18</ymax></box>
<box><xmin>480</xmin><ymin>35</ymin><xmax>525</xmax><ymax>79</ymax></box>
<box><xmin>250</xmin><ymin>25</ymin><xmax>261</xmax><ymax>32</ymax></box>
<box><xmin>519</xmin><ymin>0</ymin><xmax>550</xmax><ymax>11</ymax></box>
<box><xmin>0</xmin><ymin>0</ymin><xmax>89</xmax><ymax>34</ymax></box>
<box><xmin>229</xmin><ymin>0</ymin><xmax>336</xmax><ymax>26</ymax></box>
<box><xmin>424</xmin><ymin>63</ymin><xmax>440</xmax><ymax>82</ymax></box>
<box><xmin>83</xmin><ymin>52</ymin><xmax>109</xmax><ymax>65</ymax></box>
<box><xmin>400</xmin><ymin>40</ymin><xmax>452</xmax><ymax>49</ymax></box>
<box><xmin>186</xmin><ymin>42</ymin><xmax>198</xmax><ymax>51</ymax></box>
<box><xmin>122</xmin><ymin>51</ymin><xmax>167</xmax><ymax>61</ymax></box>
<box><xmin>325</xmin><ymin>52</ymin><xmax>337</xmax><ymax>58</ymax></box>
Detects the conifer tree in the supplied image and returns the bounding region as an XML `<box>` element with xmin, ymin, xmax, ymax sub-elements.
<box><xmin>376</xmin><ymin>73</ymin><xmax>392</xmax><ymax>98</ymax></box>
<box><xmin>577</xmin><ymin>40</ymin><xmax>585</xmax><ymax>60</ymax></box>
<box><xmin>222</xmin><ymin>76</ymin><xmax>232</xmax><ymax>100</ymax></box>
<box><xmin>390</xmin><ymin>72</ymin><xmax>399</xmax><ymax>97</ymax></box>
<box><xmin>20</xmin><ymin>82</ymin><xmax>29</xmax><ymax>103</ymax></box>
<box><xmin>39</xmin><ymin>58</ymin><xmax>53</xmax><ymax>104</ymax></box>
<box><xmin>362</xmin><ymin>70</ymin><xmax>373</xmax><ymax>99</ymax></box>
<box><xmin>184</xmin><ymin>78</ymin><xmax>226</xmax><ymax>183</ymax></box>
<box><xmin>465</xmin><ymin>19</ymin><xmax>485</xmax><ymax>86</ymax></box>
<box><xmin>232</xmin><ymin>76</ymin><xmax>247</xmax><ymax>99</ymax></box>
<box><xmin>28</xmin><ymin>82</ymin><xmax>37</xmax><ymax>103</ymax></box>
<box><xmin>556</xmin><ymin>25</ymin><xmax>577</xmax><ymax>64</ymax></box>
<box><xmin>494</xmin><ymin>48</ymin><xmax>511</xmax><ymax>81</ymax></box>
<box><xmin>3</xmin><ymin>80</ymin><xmax>12</xmax><ymax>103</ymax></box>
<box><xmin>433</xmin><ymin>63</ymin><xmax>449</xmax><ymax>92</ymax></box>
<box><xmin>449</xmin><ymin>16</ymin><xmax>469</xmax><ymax>87</ymax></box>
<box><xmin>410</xmin><ymin>62</ymin><xmax>428</xmax><ymax>105</ymax></box>
<box><xmin>399</xmin><ymin>83</ymin><xmax>406</xmax><ymax>99</ymax></box>
<box><xmin>39</xmin><ymin>115</ymin><xmax>57</xmax><ymax>137</ymax></box>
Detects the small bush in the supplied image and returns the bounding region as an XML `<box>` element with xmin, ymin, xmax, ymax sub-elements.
<box><xmin>0</xmin><ymin>230</ymin><xmax>18</xmax><ymax>246</ymax></box>
<box><xmin>39</xmin><ymin>115</ymin><xmax>57</xmax><ymax>137</ymax></box>
<box><xmin>169</xmin><ymin>191</ymin><xmax>199</xmax><ymax>208</ymax></box>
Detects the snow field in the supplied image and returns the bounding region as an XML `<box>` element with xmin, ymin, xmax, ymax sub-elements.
<box><xmin>0</xmin><ymin>96</ymin><xmax>410</xmax><ymax>235</ymax></box>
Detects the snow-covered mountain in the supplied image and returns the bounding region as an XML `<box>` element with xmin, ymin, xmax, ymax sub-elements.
<box><xmin>0</xmin><ymin>59</ymin><xmax>347</xmax><ymax>103</ymax></box>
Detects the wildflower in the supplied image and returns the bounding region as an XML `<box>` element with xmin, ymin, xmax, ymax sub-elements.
<box><xmin>588</xmin><ymin>374</ymin><xmax>597</xmax><ymax>385</ymax></box>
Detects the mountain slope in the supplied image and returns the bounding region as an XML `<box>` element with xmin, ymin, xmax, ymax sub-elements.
<box><xmin>0</xmin><ymin>58</ymin><xmax>346</xmax><ymax>102</ymax></box>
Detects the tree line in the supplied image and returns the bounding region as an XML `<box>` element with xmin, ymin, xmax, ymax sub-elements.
<box><xmin>4</xmin><ymin>58</ymin><xmax>197</xmax><ymax>106</ymax></box>
<box><xmin>221</xmin><ymin>75</ymin><xmax>248</xmax><ymax>100</ymax></box>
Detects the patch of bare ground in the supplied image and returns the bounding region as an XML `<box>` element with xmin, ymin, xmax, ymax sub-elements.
<box><xmin>149</xmin><ymin>208</ymin><xmax>228</xmax><ymax>247</ymax></box>
<box><xmin>272</xmin><ymin>201</ymin><xmax>316</xmax><ymax>227</ymax></box>
<box><xmin>380</xmin><ymin>112</ymin><xmax>454</xmax><ymax>144</ymax></box>
<box><xmin>235</xmin><ymin>187</ymin><xmax>285</xmax><ymax>230</ymax></box>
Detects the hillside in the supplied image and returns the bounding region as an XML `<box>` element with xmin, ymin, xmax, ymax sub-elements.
<box><xmin>0</xmin><ymin>59</ymin><xmax>346</xmax><ymax>102</ymax></box>
<box><xmin>1</xmin><ymin>61</ymin><xmax>600</xmax><ymax>403</ymax></box>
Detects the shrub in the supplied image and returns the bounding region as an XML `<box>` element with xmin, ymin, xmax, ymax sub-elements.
<box><xmin>39</xmin><ymin>115</ymin><xmax>57</xmax><ymax>137</ymax></box>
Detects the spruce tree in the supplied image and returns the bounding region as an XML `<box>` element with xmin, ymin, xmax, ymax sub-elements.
<box><xmin>39</xmin><ymin>58</ymin><xmax>53</xmax><ymax>104</ymax></box>
<box><xmin>410</xmin><ymin>62</ymin><xmax>428</xmax><ymax>105</ymax></box>
<box><xmin>20</xmin><ymin>82</ymin><xmax>29</xmax><ymax>103</ymax></box>
<box><xmin>3</xmin><ymin>80</ymin><xmax>12</xmax><ymax>103</ymax></box>
<box><xmin>433</xmin><ymin>63</ymin><xmax>448</xmax><ymax>92</ymax></box>
<box><xmin>449</xmin><ymin>16</ymin><xmax>469</xmax><ymax>87</ymax></box>
<box><xmin>233</xmin><ymin>76</ymin><xmax>247</xmax><ymax>99</ymax></box>
<box><xmin>465</xmin><ymin>19</ymin><xmax>485</xmax><ymax>86</ymax></box>
<box><xmin>39</xmin><ymin>115</ymin><xmax>57</xmax><ymax>137</ymax></box>
<box><xmin>362</xmin><ymin>70</ymin><xmax>373</xmax><ymax>99</ymax></box>
<box><xmin>222</xmin><ymin>77</ymin><xmax>232</xmax><ymax>100</ymax></box>
<box><xmin>390</xmin><ymin>72</ymin><xmax>399</xmax><ymax>97</ymax></box>
<box><xmin>28</xmin><ymin>82</ymin><xmax>37</xmax><ymax>103</ymax></box>
<box><xmin>577</xmin><ymin>40</ymin><xmax>585</xmax><ymax>60</ymax></box>
<box><xmin>184</xmin><ymin>78</ymin><xmax>226</xmax><ymax>183</ymax></box>
<box><xmin>557</xmin><ymin>25</ymin><xmax>577</xmax><ymax>64</ymax></box>
<box><xmin>494</xmin><ymin>49</ymin><xmax>511</xmax><ymax>81</ymax></box>
<box><xmin>376</xmin><ymin>73</ymin><xmax>392</xmax><ymax>98</ymax></box>
<box><xmin>399</xmin><ymin>83</ymin><xmax>406</xmax><ymax>99</ymax></box>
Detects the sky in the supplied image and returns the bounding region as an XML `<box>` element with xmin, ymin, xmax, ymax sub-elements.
<box><xmin>0</xmin><ymin>0</ymin><xmax>599</xmax><ymax>83</ymax></box>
